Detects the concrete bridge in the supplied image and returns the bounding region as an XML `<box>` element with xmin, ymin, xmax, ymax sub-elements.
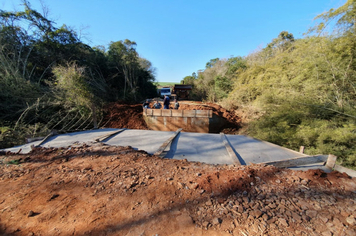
<box><xmin>3</xmin><ymin>128</ymin><xmax>349</xmax><ymax>175</ymax></box>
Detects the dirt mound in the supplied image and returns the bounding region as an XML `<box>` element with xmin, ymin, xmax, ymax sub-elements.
<box><xmin>179</xmin><ymin>102</ymin><xmax>240</xmax><ymax>124</ymax></box>
<box><xmin>179</xmin><ymin>102</ymin><xmax>241</xmax><ymax>133</ymax></box>
<box><xmin>1</xmin><ymin>144</ymin><xmax>355</xmax><ymax>235</ymax></box>
<box><xmin>102</xmin><ymin>103</ymin><xmax>148</xmax><ymax>130</ymax></box>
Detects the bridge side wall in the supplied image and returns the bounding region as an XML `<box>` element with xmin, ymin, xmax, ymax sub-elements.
<box><xmin>143</xmin><ymin>109</ymin><xmax>215</xmax><ymax>133</ymax></box>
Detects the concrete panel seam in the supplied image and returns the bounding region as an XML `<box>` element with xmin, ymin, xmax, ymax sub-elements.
<box><xmin>220</xmin><ymin>133</ymin><xmax>241</xmax><ymax>165</ymax></box>
<box><xmin>95</xmin><ymin>129</ymin><xmax>126</xmax><ymax>142</ymax></box>
<box><xmin>154</xmin><ymin>128</ymin><xmax>183</xmax><ymax>157</ymax></box>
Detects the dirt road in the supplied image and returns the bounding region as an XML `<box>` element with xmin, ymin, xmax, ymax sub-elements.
<box><xmin>1</xmin><ymin>144</ymin><xmax>355</xmax><ymax>235</ymax></box>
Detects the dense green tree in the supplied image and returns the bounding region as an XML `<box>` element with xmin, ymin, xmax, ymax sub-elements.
<box><xmin>0</xmin><ymin>2</ymin><xmax>157</xmax><ymax>148</ymax></box>
<box><xmin>205</xmin><ymin>58</ymin><xmax>219</xmax><ymax>68</ymax></box>
<box><xmin>107</xmin><ymin>39</ymin><xmax>157</xmax><ymax>101</ymax></box>
<box><xmin>183</xmin><ymin>56</ymin><xmax>246</xmax><ymax>102</ymax></box>
<box><xmin>181</xmin><ymin>73</ymin><xmax>196</xmax><ymax>85</ymax></box>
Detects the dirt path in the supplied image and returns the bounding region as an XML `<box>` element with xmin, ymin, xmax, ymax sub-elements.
<box><xmin>1</xmin><ymin>144</ymin><xmax>355</xmax><ymax>235</ymax></box>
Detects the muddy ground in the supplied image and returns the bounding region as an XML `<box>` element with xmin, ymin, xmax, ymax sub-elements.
<box><xmin>0</xmin><ymin>144</ymin><xmax>355</xmax><ymax>236</ymax></box>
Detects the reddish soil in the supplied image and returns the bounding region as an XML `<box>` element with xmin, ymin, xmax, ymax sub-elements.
<box><xmin>102</xmin><ymin>103</ymin><xmax>148</xmax><ymax>130</ymax></box>
<box><xmin>1</xmin><ymin>144</ymin><xmax>355</xmax><ymax>235</ymax></box>
<box><xmin>178</xmin><ymin>101</ymin><xmax>241</xmax><ymax>133</ymax></box>
<box><xmin>179</xmin><ymin>102</ymin><xmax>240</xmax><ymax>126</ymax></box>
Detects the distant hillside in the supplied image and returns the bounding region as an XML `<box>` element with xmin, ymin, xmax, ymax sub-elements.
<box><xmin>154</xmin><ymin>82</ymin><xmax>178</xmax><ymax>88</ymax></box>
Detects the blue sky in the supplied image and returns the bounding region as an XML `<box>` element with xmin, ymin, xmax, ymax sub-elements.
<box><xmin>1</xmin><ymin>0</ymin><xmax>345</xmax><ymax>83</ymax></box>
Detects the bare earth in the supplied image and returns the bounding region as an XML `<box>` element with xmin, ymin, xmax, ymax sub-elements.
<box><xmin>0</xmin><ymin>143</ymin><xmax>355</xmax><ymax>236</ymax></box>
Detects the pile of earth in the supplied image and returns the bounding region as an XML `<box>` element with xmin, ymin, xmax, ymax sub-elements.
<box><xmin>178</xmin><ymin>101</ymin><xmax>241</xmax><ymax>133</ymax></box>
<box><xmin>1</xmin><ymin>144</ymin><xmax>355</xmax><ymax>235</ymax></box>
<box><xmin>102</xmin><ymin>103</ymin><xmax>148</xmax><ymax>130</ymax></box>
<box><xmin>102</xmin><ymin>101</ymin><xmax>241</xmax><ymax>133</ymax></box>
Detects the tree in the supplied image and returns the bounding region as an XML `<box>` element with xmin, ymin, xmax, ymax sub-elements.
<box><xmin>205</xmin><ymin>58</ymin><xmax>220</xmax><ymax>68</ymax></box>
<box><xmin>313</xmin><ymin>0</ymin><xmax>356</xmax><ymax>35</ymax></box>
<box><xmin>53</xmin><ymin>62</ymin><xmax>101</xmax><ymax>128</ymax></box>
<box><xmin>108</xmin><ymin>40</ymin><xmax>139</xmax><ymax>99</ymax></box>
<box><xmin>181</xmin><ymin>73</ymin><xmax>196</xmax><ymax>85</ymax></box>
<box><xmin>0</xmin><ymin>1</ymin><xmax>159</xmax><ymax>149</ymax></box>
<box><xmin>107</xmin><ymin>39</ymin><xmax>157</xmax><ymax>101</ymax></box>
<box><xmin>264</xmin><ymin>31</ymin><xmax>295</xmax><ymax>58</ymax></box>
<box><xmin>214</xmin><ymin>75</ymin><xmax>231</xmax><ymax>100</ymax></box>
<box><xmin>309</xmin><ymin>0</ymin><xmax>356</xmax><ymax>113</ymax></box>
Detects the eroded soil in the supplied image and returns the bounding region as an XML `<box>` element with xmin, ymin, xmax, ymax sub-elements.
<box><xmin>1</xmin><ymin>144</ymin><xmax>355</xmax><ymax>236</ymax></box>
<box><xmin>102</xmin><ymin>103</ymin><xmax>149</xmax><ymax>130</ymax></box>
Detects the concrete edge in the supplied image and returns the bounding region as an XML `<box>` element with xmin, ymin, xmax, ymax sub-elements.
<box><xmin>243</xmin><ymin>135</ymin><xmax>310</xmax><ymax>157</ymax></box>
<box><xmin>334</xmin><ymin>165</ymin><xmax>356</xmax><ymax>178</ymax></box>
<box><xmin>261</xmin><ymin>155</ymin><xmax>329</xmax><ymax>168</ymax></box>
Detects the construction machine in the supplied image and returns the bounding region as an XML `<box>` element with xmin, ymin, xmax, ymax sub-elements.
<box><xmin>171</xmin><ymin>84</ymin><xmax>192</xmax><ymax>100</ymax></box>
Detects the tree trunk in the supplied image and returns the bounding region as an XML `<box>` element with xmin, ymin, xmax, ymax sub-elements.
<box><xmin>91</xmin><ymin>103</ymin><xmax>98</xmax><ymax>129</ymax></box>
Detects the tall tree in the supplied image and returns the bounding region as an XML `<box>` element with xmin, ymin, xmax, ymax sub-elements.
<box><xmin>107</xmin><ymin>39</ymin><xmax>157</xmax><ymax>101</ymax></box>
<box><xmin>108</xmin><ymin>39</ymin><xmax>139</xmax><ymax>99</ymax></box>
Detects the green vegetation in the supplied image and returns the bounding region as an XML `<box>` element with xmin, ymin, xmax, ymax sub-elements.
<box><xmin>183</xmin><ymin>0</ymin><xmax>356</xmax><ymax>168</ymax></box>
<box><xmin>154</xmin><ymin>82</ymin><xmax>178</xmax><ymax>88</ymax></box>
<box><xmin>0</xmin><ymin>1</ymin><xmax>157</xmax><ymax>149</ymax></box>
<box><xmin>7</xmin><ymin>159</ymin><xmax>20</xmax><ymax>165</ymax></box>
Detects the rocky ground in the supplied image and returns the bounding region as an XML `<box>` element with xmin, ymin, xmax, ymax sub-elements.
<box><xmin>1</xmin><ymin>143</ymin><xmax>355</xmax><ymax>235</ymax></box>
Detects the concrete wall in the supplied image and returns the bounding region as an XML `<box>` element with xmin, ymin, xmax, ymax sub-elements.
<box><xmin>143</xmin><ymin>109</ymin><xmax>226</xmax><ymax>133</ymax></box>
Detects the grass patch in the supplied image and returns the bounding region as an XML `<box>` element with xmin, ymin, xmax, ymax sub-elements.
<box><xmin>7</xmin><ymin>159</ymin><xmax>20</xmax><ymax>165</ymax></box>
<box><xmin>154</xmin><ymin>82</ymin><xmax>178</xmax><ymax>88</ymax></box>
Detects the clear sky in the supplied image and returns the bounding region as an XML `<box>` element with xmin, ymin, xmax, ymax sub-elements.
<box><xmin>1</xmin><ymin>0</ymin><xmax>346</xmax><ymax>83</ymax></box>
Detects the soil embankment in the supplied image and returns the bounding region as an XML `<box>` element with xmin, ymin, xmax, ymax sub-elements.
<box><xmin>102</xmin><ymin>103</ymin><xmax>149</xmax><ymax>130</ymax></box>
<box><xmin>0</xmin><ymin>144</ymin><xmax>355</xmax><ymax>235</ymax></box>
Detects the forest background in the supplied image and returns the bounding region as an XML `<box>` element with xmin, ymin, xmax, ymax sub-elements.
<box><xmin>0</xmin><ymin>1</ymin><xmax>157</xmax><ymax>149</ymax></box>
<box><xmin>1</xmin><ymin>1</ymin><xmax>356</xmax><ymax>169</ymax></box>
<box><xmin>182</xmin><ymin>0</ymin><xmax>356</xmax><ymax>169</ymax></box>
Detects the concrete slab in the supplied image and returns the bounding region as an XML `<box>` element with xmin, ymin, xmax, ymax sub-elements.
<box><xmin>105</xmin><ymin>129</ymin><xmax>175</xmax><ymax>154</ymax></box>
<box><xmin>3</xmin><ymin>140</ymin><xmax>43</xmax><ymax>154</ymax></box>
<box><xmin>1</xmin><ymin>129</ymin><xmax>329</xmax><ymax>171</ymax></box>
<box><xmin>2</xmin><ymin>128</ymin><xmax>118</xmax><ymax>154</ymax></box>
<box><xmin>225</xmin><ymin>135</ymin><xmax>307</xmax><ymax>165</ymax></box>
<box><xmin>40</xmin><ymin>128</ymin><xmax>119</xmax><ymax>149</ymax></box>
<box><xmin>166</xmin><ymin>132</ymin><xmax>233</xmax><ymax>165</ymax></box>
